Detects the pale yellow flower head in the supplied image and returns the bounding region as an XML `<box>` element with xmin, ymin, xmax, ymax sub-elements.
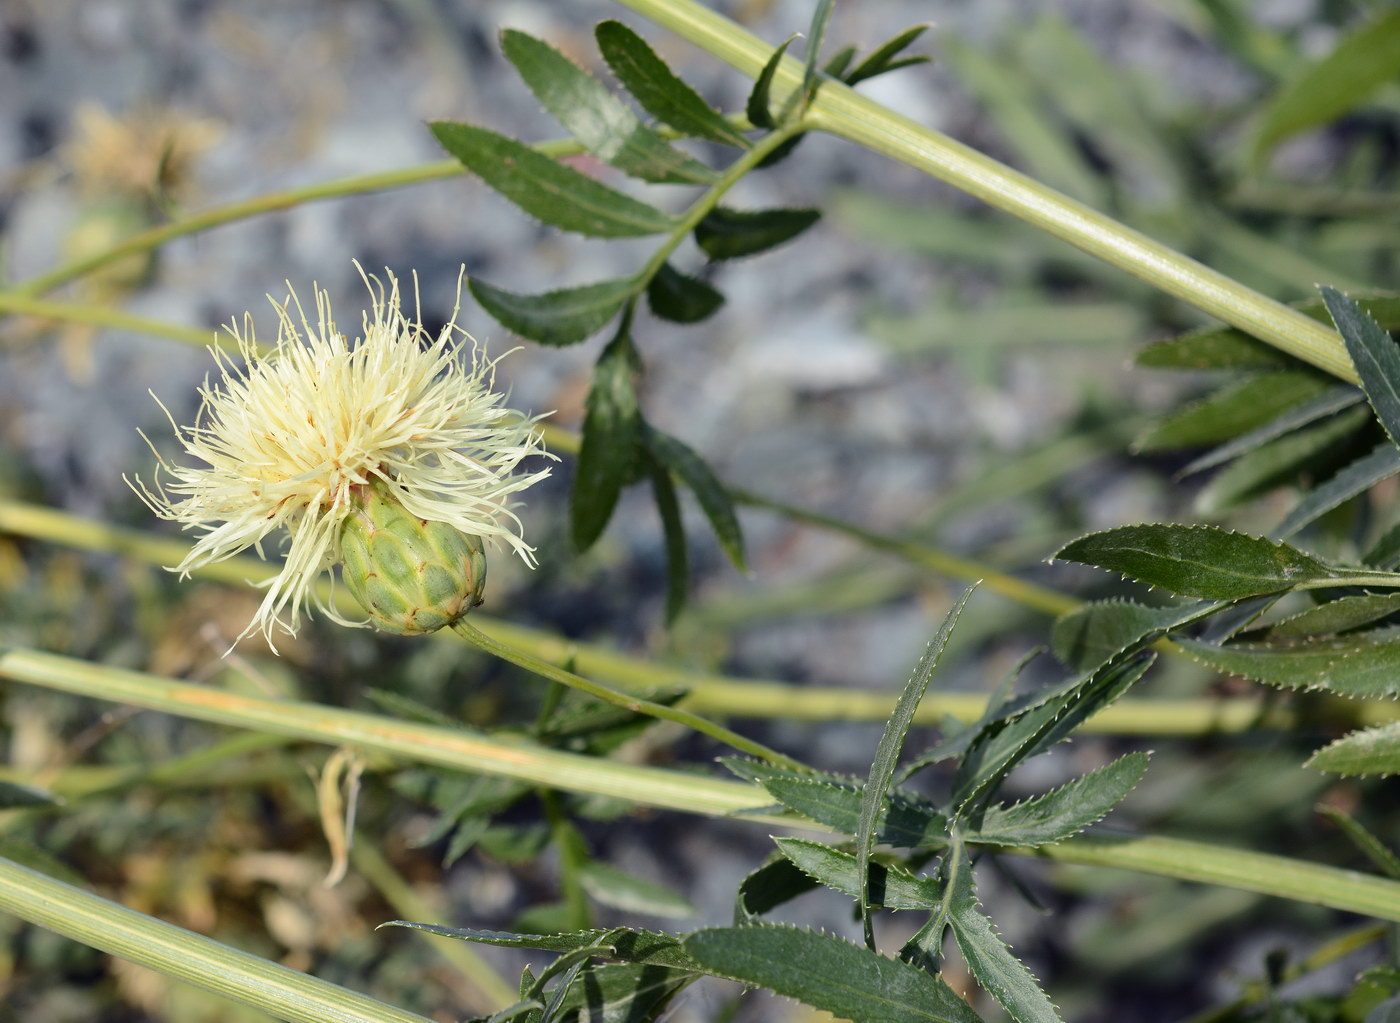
<box><xmin>132</xmin><ymin>265</ymin><xmax>553</xmax><ymax>645</ymax></box>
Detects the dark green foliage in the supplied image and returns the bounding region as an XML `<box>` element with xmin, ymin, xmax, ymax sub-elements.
<box><xmin>746</xmin><ymin>37</ymin><xmax>796</xmax><ymax>130</ymax></box>
<box><xmin>572</xmin><ymin>333</ymin><xmax>641</xmax><ymax>552</ymax></box>
<box><xmin>1051</xmin><ymin>599</ymin><xmax>1222</xmax><ymax>671</ymax></box>
<box><xmin>1182</xmin><ymin>388</ymin><xmax>1363</xmax><ymax>477</ymax></box>
<box><xmin>431</xmin><ymin>122</ymin><xmax>677</xmax><ymax>237</ymax></box>
<box><xmin>645</xmin><ymin>264</ymin><xmax>724</xmax><ymax>323</ymax></box>
<box><xmin>774</xmin><ymin>838</ymin><xmax>940</xmax><ymax>910</ymax></box>
<box><xmin>467</xmin><ymin>276</ymin><xmax>639</xmax><ymax>346</ymax></box>
<box><xmin>1273</xmin><ymin>443</ymin><xmax>1400</xmax><ymax>538</ymax></box>
<box><xmin>642</xmin><ymin>425</ymin><xmax>747</xmax><ymax>571</ymax></box>
<box><xmin>1134</xmin><ymin>372</ymin><xmax>1331</xmax><ymax>451</ymax></box>
<box><xmin>644</xmin><ymin>450</ymin><xmax>688</xmax><ymax>622</ymax></box>
<box><xmin>1327</xmin><ymin>288</ymin><xmax>1400</xmax><ymax>450</ymax></box>
<box><xmin>1268</xmin><ymin>592</ymin><xmax>1400</xmax><ymax>640</ymax></box>
<box><xmin>846</xmin><ymin>25</ymin><xmax>932</xmax><ymax>86</ymax></box>
<box><xmin>1179</xmin><ymin>637</ymin><xmax>1400</xmax><ymax>699</ymax></box>
<box><xmin>1307</xmin><ymin>723</ymin><xmax>1400</xmax><ymax>776</ymax></box>
<box><xmin>694</xmin><ymin>206</ymin><xmax>821</xmax><ymax>260</ymax></box>
<box><xmin>968</xmin><ymin>753</ymin><xmax>1149</xmax><ymax>847</ymax></box>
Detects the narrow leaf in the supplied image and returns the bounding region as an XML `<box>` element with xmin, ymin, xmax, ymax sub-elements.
<box><xmin>1054</xmin><ymin>524</ymin><xmax>1350</xmax><ymax>600</ymax></box>
<box><xmin>802</xmin><ymin>0</ymin><xmax>838</xmax><ymax>101</ymax></box>
<box><xmin>578</xmin><ymin>863</ymin><xmax>697</xmax><ymax>919</ymax></box>
<box><xmin>760</xmin><ymin>777</ymin><xmax>948</xmax><ymax>849</ymax></box>
<box><xmin>822</xmin><ymin>45</ymin><xmax>857</xmax><ymax>80</ymax></box>
<box><xmin>1307</xmin><ymin>722</ymin><xmax>1400</xmax><ymax>777</ymax></box>
<box><xmin>548</xmin><ymin>962</ymin><xmax>693</xmax><ymax>1023</ymax></box>
<box><xmin>775</xmin><ymin>838</ymin><xmax>940</xmax><ymax>911</ymax></box>
<box><xmin>595</xmin><ymin>21</ymin><xmax>750</xmax><ymax>148</ymax></box>
<box><xmin>573</xmin><ymin>335</ymin><xmax>641</xmax><ymax>550</ymax></box>
<box><xmin>747</xmin><ymin>37</ymin><xmax>797</xmax><ymax>129</ymax></box>
<box><xmin>431</xmin><ymin>121</ymin><xmax>677</xmax><ymax>237</ymax></box>
<box><xmin>1134</xmin><ymin>372</ymin><xmax>1331</xmax><ymax>451</ymax></box>
<box><xmin>1179</xmin><ymin>636</ymin><xmax>1400</xmax><ymax>699</ymax></box>
<box><xmin>846</xmin><ymin>24</ymin><xmax>931</xmax><ymax>86</ymax></box>
<box><xmin>1050</xmin><ymin>599</ymin><xmax>1222</xmax><ymax>672</ymax></box>
<box><xmin>684</xmin><ymin>924</ymin><xmax>981</xmax><ymax>1023</ymax></box>
<box><xmin>0</xmin><ymin>781</ymin><xmax>62</xmax><ymax>809</ymax></box>
<box><xmin>468</xmin><ymin>276</ymin><xmax>638</xmax><ymax>346</ymax></box>
<box><xmin>735</xmin><ymin>856</ymin><xmax>820</xmax><ymax>921</ymax></box>
<box><xmin>646</xmin><ymin>263</ymin><xmax>724</xmax><ymax>323</ymax></box>
<box><xmin>501</xmin><ymin>29</ymin><xmax>715</xmax><ymax>185</ymax></box>
<box><xmin>645</xmin><ymin>450</ymin><xmax>688</xmax><ymax>622</ymax></box>
<box><xmin>1327</xmin><ymin>286</ymin><xmax>1400</xmax><ymax>450</ymax></box>
<box><xmin>968</xmin><ymin>753</ymin><xmax>1149</xmax><ymax>848</ymax></box>
<box><xmin>1315</xmin><ymin>805</ymin><xmax>1400</xmax><ymax>879</ymax></box>
<box><xmin>695</xmin><ymin>206</ymin><xmax>821</xmax><ymax>261</ymax></box>
<box><xmin>1253</xmin><ymin>9</ymin><xmax>1400</xmax><ymax>161</ymax></box>
<box><xmin>945</xmin><ymin>843</ymin><xmax>1061</xmax><ymax>1023</ymax></box>
<box><xmin>1275</xmin><ymin>442</ymin><xmax>1400</xmax><ymax>539</ymax></box>
<box><xmin>380</xmin><ymin>923</ymin><xmax>700</xmax><ymax>971</ymax></box>
<box><xmin>1182</xmin><ymin>387</ymin><xmax>1363</xmax><ymax>476</ymax></box>
<box><xmin>643</xmin><ymin>425</ymin><xmax>747</xmax><ymax>571</ymax></box>
<box><xmin>1268</xmin><ymin>592</ymin><xmax>1400</xmax><ymax>640</ymax></box>
<box><xmin>857</xmin><ymin>588</ymin><xmax>976</xmax><ymax>943</ymax></box>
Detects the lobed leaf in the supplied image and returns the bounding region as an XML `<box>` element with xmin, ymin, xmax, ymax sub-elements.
<box><xmin>684</xmin><ymin>924</ymin><xmax>981</xmax><ymax>1023</ymax></box>
<box><xmin>774</xmin><ymin>838</ymin><xmax>940</xmax><ymax>911</ymax></box>
<box><xmin>1134</xmin><ymin>372</ymin><xmax>1331</xmax><ymax>451</ymax></box>
<box><xmin>572</xmin><ymin>335</ymin><xmax>641</xmax><ymax>551</ymax></box>
<box><xmin>1307</xmin><ymin>722</ymin><xmax>1400</xmax><ymax>777</ymax></box>
<box><xmin>468</xmin><ymin>276</ymin><xmax>638</xmax><ymax>346</ymax></box>
<box><xmin>1054</xmin><ymin>524</ymin><xmax>1354</xmax><ymax>600</ymax></box>
<box><xmin>501</xmin><ymin>29</ymin><xmax>715</xmax><ymax>186</ymax></box>
<box><xmin>431</xmin><ymin>121</ymin><xmax>677</xmax><ymax>237</ymax></box>
<box><xmin>968</xmin><ymin>752</ymin><xmax>1149</xmax><ymax>848</ymax></box>
<box><xmin>1179</xmin><ymin>637</ymin><xmax>1400</xmax><ymax>699</ymax></box>
<box><xmin>1268</xmin><ymin>592</ymin><xmax>1400</xmax><ymax>640</ymax></box>
<box><xmin>694</xmin><ymin>206</ymin><xmax>821</xmax><ymax>261</ymax></box>
<box><xmin>595</xmin><ymin>21</ymin><xmax>750</xmax><ymax>148</ymax></box>
<box><xmin>646</xmin><ymin>263</ymin><xmax>724</xmax><ymax>323</ymax></box>
<box><xmin>643</xmin><ymin>425</ymin><xmax>747</xmax><ymax>572</ymax></box>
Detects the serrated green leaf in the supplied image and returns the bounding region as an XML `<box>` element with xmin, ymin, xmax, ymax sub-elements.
<box><xmin>1179</xmin><ymin>636</ymin><xmax>1400</xmax><ymax>699</ymax></box>
<box><xmin>1253</xmin><ymin>9</ymin><xmax>1400</xmax><ymax>162</ymax></box>
<box><xmin>968</xmin><ymin>753</ymin><xmax>1149</xmax><ymax>848</ymax></box>
<box><xmin>1135</xmin><ymin>372</ymin><xmax>1331</xmax><ymax>451</ymax></box>
<box><xmin>1328</xmin><ymin>287</ymin><xmax>1400</xmax><ymax>449</ymax></box>
<box><xmin>747</xmin><ymin>36</ymin><xmax>797</xmax><ymax>130</ymax></box>
<box><xmin>684</xmin><ymin>924</ymin><xmax>981</xmax><ymax>1023</ymax></box>
<box><xmin>501</xmin><ymin>29</ymin><xmax>716</xmax><ymax>186</ymax></box>
<box><xmin>846</xmin><ymin>24</ymin><xmax>931</xmax><ymax>86</ymax></box>
<box><xmin>1307</xmin><ymin>722</ymin><xmax>1400</xmax><ymax>776</ymax></box>
<box><xmin>550</xmin><ymin>962</ymin><xmax>693</xmax><ymax>1023</ymax></box>
<box><xmin>1050</xmin><ymin>599</ymin><xmax>1222</xmax><ymax>672</ymax></box>
<box><xmin>468</xmin><ymin>276</ymin><xmax>639</xmax><ymax>346</ymax></box>
<box><xmin>694</xmin><ymin>206</ymin><xmax>821</xmax><ymax>261</ymax></box>
<box><xmin>1054</xmin><ymin>524</ymin><xmax>1357</xmax><ymax>600</ymax></box>
<box><xmin>1182</xmin><ymin>387</ymin><xmax>1363</xmax><ymax>477</ymax></box>
<box><xmin>644</xmin><ymin>449</ymin><xmax>688</xmax><ymax>623</ymax></box>
<box><xmin>431</xmin><ymin>121</ymin><xmax>677</xmax><ymax>237</ymax></box>
<box><xmin>379</xmin><ymin>923</ymin><xmax>701</xmax><ymax>971</ymax></box>
<box><xmin>594</xmin><ymin>22</ymin><xmax>750</xmax><ymax>148</ymax></box>
<box><xmin>1274</xmin><ymin>443</ymin><xmax>1400</xmax><ymax>539</ymax></box>
<box><xmin>646</xmin><ymin>263</ymin><xmax>724</xmax><ymax>323</ymax></box>
<box><xmin>1269</xmin><ymin>592</ymin><xmax>1400</xmax><ymax>640</ymax></box>
<box><xmin>762</xmin><ymin>778</ymin><xmax>948</xmax><ymax>849</ymax></box>
<box><xmin>1197</xmin><ymin>407</ymin><xmax>1373</xmax><ymax>514</ymax></box>
<box><xmin>573</xmin><ymin>335</ymin><xmax>641</xmax><ymax>551</ymax></box>
<box><xmin>643</xmin><ymin>425</ymin><xmax>746</xmax><ymax>571</ymax></box>
<box><xmin>858</xmin><ymin>588</ymin><xmax>975</xmax><ymax>943</ymax></box>
<box><xmin>775</xmin><ymin>838</ymin><xmax>940</xmax><ymax>911</ymax></box>
<box><xmin>944</xmin><ymin>843</ymin><xmax>1060</xmax><ymax>1023</ymax></box>
<box><xmin>735</xmin><ymin>856</ymin><xmax>820</xmax><ymax>921</ymax></box>
<box><xmin>578</xmin><ymin>863</ymin><xmax>697</xmax><ymax>919</ymax></box>
<box><xmin>0</xmin><ymin>780</ymin><xmax>62</xmax><ymax>809</ymax></box>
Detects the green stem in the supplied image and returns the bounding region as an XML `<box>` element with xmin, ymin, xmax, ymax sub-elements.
<box><xmin>4</xmin><ymin>644</ymin><xmax>1400</xmax><ymax>921</ymax></box>
<box><xmin>614</xmin><ymin>0</ymin><xmax>1359</xmax><ymax>385</ymax></box>
<box><xmin>451</xmin><ymin>619</ymin><xmax>804</xmax><ymax>770</ymax></box>
<box><xmin>0</xmin><ymin>856</ymin><xmax>434</xmax><ymax>1023</ymax></box>
<box><xmin>0</xmin><ymin>293</ymin><xmax>215</xmax><ymax>348</ymax></box>
<box><xmin>541</xmin><ymin>790</ymin><xmax>593</xmax><ymax>931</ymax></box>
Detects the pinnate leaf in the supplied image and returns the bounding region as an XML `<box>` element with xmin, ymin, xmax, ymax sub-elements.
<box><xmin>572</xmin><ymin>336</ymin><xmax>640</xmax><ymax>550</ymax></box>
<box><xmin>1307</xmin><ymin>722</ymin><xmax>1400</xmax><ymax>777</ymax></box>
<box><xmin>468</xmin><ymin>276</ymin><xmax>638</xmax><ymax>346</ymax></box>
<box><xmin>594</xmin><ymin>21</ymin><xmax>750</xmax><ymax>148</ymax></box>
<box><xmin>1054</xmin><ymin>524</ymin><xmax>1355</xmax><ymax>600</ymax></box>
<box><xmin>431</xmin><ymin>121</ymin><xmax>677</xmax><ymax>237</ymax></box>
<box><xmin>646</xmin><ymin>263</ymin><xmax>724</xmax><ymax>323</ymax></box>
<box><xmin>968</xmin><ymin>753</ymin><xmax>1149</xmax><ymax>847</ymax></box>
<box><xmin>683</xmin><ymin>924</ymin><xmax>981</xmax><ymax>1023</ymax></box>
<box><xmin>1179</xmin><ymin>636</ymin><xmax>1400</xmax><ymax>699</ymax></box>
<box><xmin>501</xmin><ymin>29</ymin><xmax>715</xmax><ymax>185</ymax></box>
<box><xmin>695</xmin><ymin>206</ymin><xmax>821</xmax><ymax>261</ymax></box>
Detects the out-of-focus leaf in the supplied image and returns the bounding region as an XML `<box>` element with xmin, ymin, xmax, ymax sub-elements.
<box><xmin>1269</xmin><ymin>592</ymin><xmax>1400</xmax><ymax>639</ymax></box>
<box><xmin>644</xmin><ymin>450</ymin><xmax>688</xmax><ymax>623</ymax></box>
<box><xmin>684</xmin><ymin>924</ymin><xmax>981</xmax><ymax>1023</ymax></box>
<box><xmin>774</xmin><ymin>838</ymin><xmax>940</xmax><ymax>910</ymax></box>
<box><xmin>846</xmin><ymin>24</ymin><xmax>931</xmax><ymax>86</ymax></box>
<box><xmin>1183</xmin><ymin>388</ymin><xmax>1364</xmax><ymax>476</ymax></box>
<box><xmin>944</xmin><ymin>843</ymin><xmax>1061</xmax><ymax>1023</ymax></box>
<box><xmin>1179</xmin><ymin>636</ymin><xmax>1400</xmax><ymax>699</ymax></box>
<box><xmin>595</xmin><ymin>21</ymin><xmax>750</xmax><ymax>148</ymax></box>
<box><xmin>1135</xmin><ymin>372</ymin><xmax>1331</xmax><ymax>451</ymax></box>
<box><xmin>1315</xmin><ymin>805</ymin><xmax>1400</xmax><ymax>879</ymax></box>
<box><xmin>1054</xmin><ymin>524</ymin><xmax>1370</xmax><ymax>600</ymax></box>
<box><xmin>578</xmin><ymin>863</ymin><xmax>697</xmax><ymax>919</ymax></box>
<box><xmin>822</xmin><ymin>45</ymin><xmax>857</xmax><ymax>80</ymax></box>
<box><xmin>646</xmin><ymin>263</ymin><xmax>724</xmax><ymax>323</ymax></box>
<box><xmin>643</xmin><ymin>425</ymin><xmax>747</xmax><ymax>571</ymax></box>
<box><xmin>468</xmin><ymin>276</ymin><xmax>638</xmax><ymax>346</ymax></box>
<box><xmin>747</xmin><ymin>36</ymin><xmax>797</xmax><ymax>129</ymax></box>
<box><xmin>0</xmin><ymin>781</ymin><xmax>61</xmax><ymax>809</ymax></box>
<box><xmin>1051</xmin><ymin>599</ymin><xmax>1221</xmax><ymax>672</ymax></box>
<box><xmin>549</xmin><ymin>962</ymin><xmax>694</xmax><ymax>1023</ymax></box>
<box><xmin>1252</xmin><ymin>9</ymin><xmax>1400</xmax><ymax>162</ymax></box>
<box><xmin>801</xmin><ymin>0</ymin><xmax>837</xmax><ymax>101</ymax></box>
<box><xmin>694</xmin><ymin>206</ymin><xmax>821</xmax><ymax>261</ymax></box>
<box><xmin>968</xmin><ymin>753</ymin><xmax>1149</xmax><ymax>847</ymax></box>
<box><xmin>572</xmin><ymin>335</ymin><xmax>640</xmax><ymax>551</ymax></box>
<box><xmin>501</xmin><ymin>30</ymin><xmax>716</xmax><ymax>185</ymax></box>
<box><xmin>1307</xmin><ymin>723</ymin><xmax>1400</xmax><ymax>777</ymax></box>
<box><xmin>1273</xmin><ymin>442</ymin><xmax>1400</xmax><ymax>539</ymax></box>
<box><xmin>0</xmin><ymin>836</ymin><xmax>84</xmax><ymax>886</ymax></box>
<box><xmin>379</xmin><ymin>923</ymin><xmax>701</xmax><ymax>971</ymax></box>
<box><xmin>431</xmin><ymin>121</ymin><xmax>677</xmax><ymax>237</ymax></box>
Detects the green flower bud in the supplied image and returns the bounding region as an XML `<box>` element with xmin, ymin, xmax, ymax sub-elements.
<box><xmin>338</xmin><ymin>479</ymin><xmax>488</xmax><ymax>635</ymax></box>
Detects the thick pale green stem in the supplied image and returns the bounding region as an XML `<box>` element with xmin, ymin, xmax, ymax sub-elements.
<box><xmin>614</xmin><ymin>0</ymin><xmax>1359</xmax><ymax>384</ymax></box>
<box><xmin>4</xmin><ymin>645</ymin><xmax>1400</xmax><ymax>921</ymax></box>
<box><xmin>0</xmin><ymin>856</ymin><xmax>434</xmax><ymax>1023</ymax></box>
<box><xmin>0</xmin><ymin>293</ymin><xmax>214</xmax><ymax>348</ymax></box>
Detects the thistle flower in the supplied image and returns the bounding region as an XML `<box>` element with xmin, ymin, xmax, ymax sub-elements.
<box><xmin>131</xmin><ymin>265</ymin><xmax>553</xmax><ymax>646</ymax></box>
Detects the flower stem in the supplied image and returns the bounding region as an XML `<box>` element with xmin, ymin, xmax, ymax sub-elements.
<box><xmin>0</xmin><ymin>292</ymin><xmax>214</xmax><ymax>348</ymax></box>
<box><xmin>0</xmin><ymin>856</ymin><xmax>435</xmax><ymax>1023</ymax></box>
<box><xmin>451</xmin><ymin>619</ymin><xmax>805</xmax><ymax>770</ymax></box>
<box><xmin>614</xmin><ymin>0</ymin><xmax>1359</xmax><ymax>384</ymax></box>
